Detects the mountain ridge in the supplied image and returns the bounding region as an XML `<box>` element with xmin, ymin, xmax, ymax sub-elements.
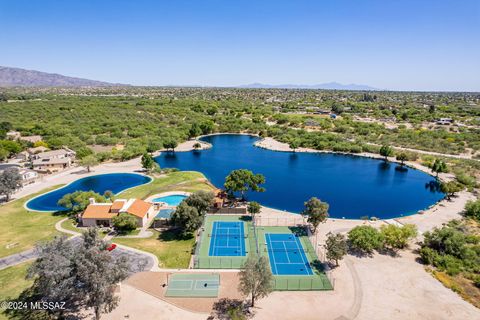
<box><xmin>0</xmin><ymin>66</ymin><xmax>127</xmax><ymax>87</ymax></box>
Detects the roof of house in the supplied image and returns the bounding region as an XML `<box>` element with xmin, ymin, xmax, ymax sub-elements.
<box><xmin>20</xmin><ymin>135</ymin><xmax>42</xmax><ymax>143</ymax></box>
<box><xmin>82</xmin><ymin>198</ymin><xmax>151</xmax><ymax>220</ymax></box>
<box><xmin>28</xmin><ymin>146</ymin><xmax>49</xmax><ymax>154</ymax></box>
<box><xmin>125</xmin><ymin>199</ymin><xmax>151</xmax><ymax>218</ymax></box>
<box><xmin>111</xmin><ymin>200</ymin><xmax>126</xmax><ymax>211</ymax></box>
<box><xmin>32</xmin><ymin>158</ymin><xmax>71</xmax><ymax>165</ymax></box>
<box><xmin>82</xmin><ymin>204</ymin><xmax>116</xmax><ymax>219</ymax></box>
<box><xmin>35</xmin><ymin>149</ymin><xmax>74</xmax><ymax>159</ymax></box>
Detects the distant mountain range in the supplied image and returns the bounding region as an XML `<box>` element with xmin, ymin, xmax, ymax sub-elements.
<box><xmin>0</xmin><ymin>66</ymin><xmax>379</xmax><ymax>90</ymax></box>
<box><xmin>239</xmin><ymin>82</ymin><xmax>379</xmax><ymax>90</ymax></box>
<box><xmin>0</xmin><ymin>66</ymin><xmax>127</xmax><ymax>87</ymax></box>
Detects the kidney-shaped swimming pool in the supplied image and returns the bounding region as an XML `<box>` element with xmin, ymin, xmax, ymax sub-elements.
<box><xmin>155</xmin><ymin>134</ymin><xmax>444</xmax><ymax>219</ymax></box>
<box><xmin>26</xmin><ymin>173</ymin><xmax>152</xmax><ymax>212</ymax></box>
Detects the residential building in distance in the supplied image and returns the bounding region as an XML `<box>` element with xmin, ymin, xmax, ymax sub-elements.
<box><xmin>15</xmin><ymin>151</ymin><xmax>30</xmax><ymax>162</ymax></box>
<box><xmin>18</xmin><ymin>168</ymin><xmax>39</xmax><ymax>186</ymax></box>
<box><xmin>27</xmin><ymin>146</ymin><xmax>49</xmax><ymax>155</ymax></box>
<box><xmin>31</xmin><ymin>148</ymin><xmax>76</xmax><ymax>173</ymax></box>
<box><xmin>20</xmin><ymin>135</ymin><xmax>43</xmax><ymax>144</ymax></box>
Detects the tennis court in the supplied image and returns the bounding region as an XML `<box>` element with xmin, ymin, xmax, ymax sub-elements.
<box><xmin>265</xmin><ymin>233</ymin><xmax>313</xmax><ymax>275</ymax></box>
<box><xmin>165</xmin><ymin>273</ymin><xmax>220</xmax><ymax>297</ymax></box>
<box><xmin>208</xmin><ymin>221</ymin><xmax>246</xmax><ymax>256</ymax></box>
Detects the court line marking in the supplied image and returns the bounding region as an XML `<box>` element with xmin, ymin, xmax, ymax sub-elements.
<box><xmin>292</xmin><ymin>235</ymin><xmax>312</xmax><ymax>275</ymax></box>
<box><xmin>239</xmin><ymin>221</ymin><xmax>245</xmax><ymax>256</ymax></box>
<box><xmin>209</xmin><ymin>221</ymin><xmax>246</xmax><ymax>256</ymax></box>
<box><xmin>169</xmin><ymin>279</ymin><xmax>220</xmax><ymax>291</ymax></box>
<box><xmin>266</xmin><ymin>234</ymin><xmax>313</xmax><ymax>275</ymax></box>
<box><xmin>266</xmin><ymin>233</ymin><xmax>278</xmax><ymax>274</ymax></box>
<box><xmin>282</xmin><ymin>241</ymin><xmax>291</xmax><ymax>263</ymax></box>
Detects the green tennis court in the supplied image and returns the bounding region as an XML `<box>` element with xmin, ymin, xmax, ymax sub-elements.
<box><xmin>165</xmin><ymin>273</ymin><xmax>220</xmax><ymax>297</ymax></box>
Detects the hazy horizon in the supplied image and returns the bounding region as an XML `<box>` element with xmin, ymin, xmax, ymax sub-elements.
<box><xmin>1</xmin><ymin>0</ymin><xmax>479</xmax><ymax>91</ymax></box>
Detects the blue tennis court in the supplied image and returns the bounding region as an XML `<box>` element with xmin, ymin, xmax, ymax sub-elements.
<box><xmin>208</xmin><ymin>221</ymin><xmax>246</xmax><ymax>256</ymax></box>
<box><xmin>265</xmin><ymin>233</ymin><xmax>313</xmax><ymax>275</ymax></box>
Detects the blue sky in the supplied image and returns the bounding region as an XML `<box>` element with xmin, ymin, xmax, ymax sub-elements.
<box><xmin>0</xmin><ymin>0</ymin><xmax>479</xmax><ymax>91</ymax></box>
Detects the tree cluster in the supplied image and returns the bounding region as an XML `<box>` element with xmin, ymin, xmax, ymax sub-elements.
<box><xmin>0</xmin><ymin>167</ymin><xmax>22</xmax><ymax>202</ymax></box>
<box><xmin>17</xmin><ymin>229</ymin><xmax>129</xmax><ymax>320</ymax></box>
<box><xmin>170</xmin><ymin>191</ymin><xmax>214</xmax><ymax>236</ymax></box>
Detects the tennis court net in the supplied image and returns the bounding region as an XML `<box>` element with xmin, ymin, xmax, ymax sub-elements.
<box><xmin>264</xmin><ymin>248</ymin><xmax>311</xmax><ymax>253</ymax></box>
<box><xmin>208</xmin><ymin>233</ymin><xmax>248</xmax><ymax>238</ymax></box>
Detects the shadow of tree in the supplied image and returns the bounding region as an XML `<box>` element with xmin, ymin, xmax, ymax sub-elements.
<box><xmin>158</xmin><ymin>228</ymin><xmax>194</xmax><ymax>242</ymax></box>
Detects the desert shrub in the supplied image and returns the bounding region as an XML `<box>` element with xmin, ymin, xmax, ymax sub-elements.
<box><xmin>348</xmin><ymin>225</ymin><xmax>384</xmax><ymax>254</ymax></box>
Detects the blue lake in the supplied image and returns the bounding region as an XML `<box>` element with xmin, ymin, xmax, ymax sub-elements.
<box><xmin>26</xmin><ymin>173</ymin><xmax>152</xmax><ymax>212</ymax></box>
<box><xmin>155</xmin><ymin>134</ymin><xmax>444</xmax><ymax>219</ymax></box>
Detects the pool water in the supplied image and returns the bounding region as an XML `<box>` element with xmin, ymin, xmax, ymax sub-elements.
<box><xmin>155</xmin><ymin>134</ymin><xmax>444</xmax><ymax>219</ymax></box>
<box><xmin>26</xmin><ymin>173</ymin><xmax>151</xmax><ymax>212</ymax></box>
<box><xmin>151</xmin><ymin>194</ymin><xmax>187</xmax><ymax>206</ymax></box>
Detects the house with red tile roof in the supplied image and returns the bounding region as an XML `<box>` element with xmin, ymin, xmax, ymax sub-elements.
<box><xmin>81</xmin><ymin>198</ymin><xmax>154</xmax><ymax>228</ymax></box>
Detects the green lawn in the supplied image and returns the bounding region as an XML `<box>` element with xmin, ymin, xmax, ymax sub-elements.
<box><xmin>118</xmin><ymin>171</ymin><xmax>214</xmax><ymax>199</ymax></box>
<box><xmin>60</xmin><ymin>217</ymin><xmax>82</xmax><ymax>234</ymax></box>
<box><xmin>113</xmin><ymin>229</ymin><xmax>195</xmax><ymax>268</ymax></box>
<box><xmin>0</xmin><ymin>186</ymin><xmax>67</xmax><ymax>258</ymax></box>
<box><xmin>0</xmin><ymin>262</ymin><xmax>33</xmax><ymax>301</ymax></box>
<box><xmin>0</xmin><ymin>171</ymin><xmax>212</xmax><ymax>262</ymax></box>
<box><xmin>0</xmin><ymin>262</ymin><xmax>34</xmax><ymax>320</ymax></box>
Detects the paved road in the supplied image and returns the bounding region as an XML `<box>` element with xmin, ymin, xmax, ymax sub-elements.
<box><xmin>0</xmin><ymin>249</ymin><xmax>37</xmax><ymax>270</ymax></box>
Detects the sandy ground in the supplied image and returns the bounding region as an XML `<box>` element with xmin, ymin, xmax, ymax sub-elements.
<box><xmin>254</xmin><ymin>250</ymin><xmax>480</xmax><ymax>320</ymax></box>
<box><xmin>103</xmin><ymin>284</ymin><xmax>206</xmax><ymax>320</ymax></box>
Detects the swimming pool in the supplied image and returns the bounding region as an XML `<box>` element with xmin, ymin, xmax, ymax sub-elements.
<box><xmin>26</xmin><ymin>173</ymin><xmax>152</xmax><ymax>212</ymax></box>
<box><xmin>151</xmin><ymin>194</ymin><xmax>187</xmax><ymax>206</ymax></box>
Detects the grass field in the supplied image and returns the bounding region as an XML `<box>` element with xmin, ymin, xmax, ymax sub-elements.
<box><xmin>113</xmin><ymin>229</ymin><xmax>194</xmax><ymax>268</ymax></box>
<box><xmin>0</xmin><ymin>262</ymin><xmax>34</xmax><ymax>320</ymax></box>
<box><xmin>119</xmin><ymin>171</ymin><xmax>213</xmax><ymax>199</ymax></box>
<box><xmin>0</xmin><ymin>186</ymin><xmax>66</xmax><ymax>258</ymax></box>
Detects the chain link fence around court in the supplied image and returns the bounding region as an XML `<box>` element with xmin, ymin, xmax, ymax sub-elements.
<box><xmin>254</xmin><ymin>215</ymin><xmax>307</xmax><ymax>227</ymax></box>
<box><xmin>193</xmin><ymin>215</ymin><xmax>208</xmax><ymax>259</ymax></box>
<box><xmin>193</xmin><ymin>256</ymin><xmax>248</xmax><ymax>269</ymax></box>
<box><xmin>273</xmin><ymin>276</ymin><xmax>334</xmax><ymax>291</ymax></box>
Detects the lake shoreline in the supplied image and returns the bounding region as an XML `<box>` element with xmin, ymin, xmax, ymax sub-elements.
<box><xmin>252</xmin><ymin>136</ymin><xmax>466</xmax><ymax>223</ymax></box>
<box><xmin>254</xmin><ymin>137</ymin><xmax>454</xmax><ymax>182</ymax></box>
<box><xmin>154</xmin><ymin>133</ymin><xmax>447</xmax><ymax>220</ymax></box>
<box><xmin>10</xmin><ymin>133</ymin><xmax>461</xmax><ymax>222</ymax></box>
